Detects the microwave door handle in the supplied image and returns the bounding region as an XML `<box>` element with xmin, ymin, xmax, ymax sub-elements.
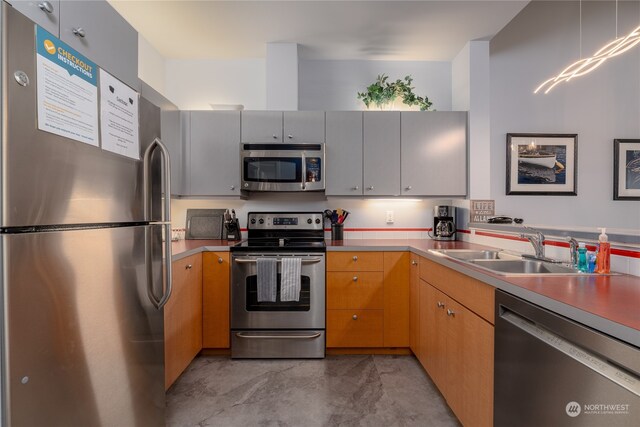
<box><xmin>301</xmin><ymin>152</ymin><xmax>306</xmax><ymax>190</ymax></box>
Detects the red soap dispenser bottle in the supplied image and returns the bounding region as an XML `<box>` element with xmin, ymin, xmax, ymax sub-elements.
<box><xmin>595</xmin><ymin>228</ymin><xmax>611</xmax><ymax>274</ymax></box>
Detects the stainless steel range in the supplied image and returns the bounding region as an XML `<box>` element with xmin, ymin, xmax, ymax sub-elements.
<box><xmin>230</xmin><ymin>212</ymin><xmax>326</xmax><ymax>358</ymax></box>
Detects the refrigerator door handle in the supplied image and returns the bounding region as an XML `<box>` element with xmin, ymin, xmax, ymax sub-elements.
<box><xmin>143</xmin><ymin>138</ymin><xmax>173</xmax><ymax>309</ymax></box>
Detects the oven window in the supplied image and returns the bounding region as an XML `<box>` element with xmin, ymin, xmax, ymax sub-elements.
<box><xmin>244</xmin><ymin>157</ymin><xmax>302</xmax><ymax>183</ymax></box>
<box><xmin>246</xmin><ymin>274</ymin><xmax>311</xmax><ymax>311</ymax></box>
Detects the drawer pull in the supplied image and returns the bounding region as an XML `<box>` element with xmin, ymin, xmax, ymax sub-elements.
<box><xmin>353</xmin><ymin>276</ymin><xmax>358</xmax><ymax>282</ymax></box>
<box><xmin>447</xmin><ymin>309</ymin><xmax>456</xmax><ymax>317</ymax></box>
<box><xmin>437</xmin><ymin>301</ymin><xmax>445</xmax><ymax>308</ymax></box>
<box><xmin>352</xmin><ymin>256</ymin><xmax>358</xmax><ymax>261</ymax></box>
<box><xmin>218</xmin><ymin>257</ymin><xmax>224</xmax><ymax>264</ymax></box>
<box><xmin>236</xmin><ymin>332</ymin><xmax>321</xmax><ymax>340</ymax></box>
<box><xmin>185</xmin><ymin>264</ymin><xmax>193</xmax><ymax>270</ymax></box>
<box><xmin>352</xmin><ymin>314</ymin><xmax>358</xmax><ymax>320</ymax></box>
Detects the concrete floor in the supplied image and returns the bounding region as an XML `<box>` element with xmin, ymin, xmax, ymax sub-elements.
<box><xmin>166</xmin><ymin>355</ymin><xmax>460</xmax><ymax>427</ymax></box>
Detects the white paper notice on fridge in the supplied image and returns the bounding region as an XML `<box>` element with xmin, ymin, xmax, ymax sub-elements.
<box><xmin>99</xmin><ymin>69</ymin><xmax>140</xmax><ymax>160</ymax></box>
<box><xmin>35</xmin><ymin>26</ymin><xmax>99</xmax><ymax>146</ymax></box>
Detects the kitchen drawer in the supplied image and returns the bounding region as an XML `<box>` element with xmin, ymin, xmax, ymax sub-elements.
<box><xmin>420</xmin><ymin>257</ymin><xmax>495</xmax><ymax>324</ymax></box>
<box><xmin>327</xmin><ymin>252</ymin><xmax>384</xmax><ymax>272</ymax></box>
<box><xmin>327</xmin><ymin>272</ymin><xmax>383</xmax><ymax>310</ymax></box>
<box><xmin>327</xmin><ymin>310</ymin><xmax>384</xmax><ymax>347</ymax></box>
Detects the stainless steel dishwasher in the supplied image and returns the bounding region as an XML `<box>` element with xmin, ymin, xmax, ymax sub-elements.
<box><xmin>495</xmin><ymin>290</ymin><xmax>640</xmax><ymax>426</ymax></box>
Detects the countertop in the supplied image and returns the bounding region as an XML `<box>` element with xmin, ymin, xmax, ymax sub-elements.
<box><xmin>171</xmin><ymin>238</ymin><xmax>640</xmax><ymax>347</ymax></box>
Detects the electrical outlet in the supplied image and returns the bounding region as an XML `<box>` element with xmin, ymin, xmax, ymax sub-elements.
<box><xmin>386</xmin><ymin>210</ymin><xmax>394</xmax><ymax>224</ymax></box>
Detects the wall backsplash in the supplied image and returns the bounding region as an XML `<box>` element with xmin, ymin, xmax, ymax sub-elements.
<box><xmin>171</xmin><ymin>195</ymin><xmax>461</xmax><ymax>239</ymax></box>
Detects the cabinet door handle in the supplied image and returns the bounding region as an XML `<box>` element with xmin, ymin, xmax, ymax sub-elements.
<box><xmin>352</xmin><ymin>314</ymin><xmax>358</xmax><ymax>320</ymax></box>
<box><xmin>352</xmin><ymin>276</ymin><xmax>358</xmax><ymax>282</ymax></box>
<box><xmin>352</xmin><ymin>185</ymin><xmax>359</xmax><ymax>191</ymax></box>
<box><xmin>288</xmin><ymin>134</ymin><xmax>293</xmax><ymax>139</ymax></box>
<box><xmin>72</xmin><ymin>27</ymin><xmax>86</xmax><ymax>38</ymax></box>
<box><xmin>218</xmin><ymin>257</ymin><xmax>224</xmax><ymax>264</ymax></box>
<box><xmin>405</xmin><ymin>185</ymin><xmax>412</xmax><ymax>191</ymax></box>
<box><xmin>230</xmin><ymin>185</ymin><xmax>235</xmax><ymax>191</ymax></box>
<box><xmin>367</xmin><ymin>186</ymin><xmax>374</xmax><ymax>191</ymax></box>
<box><xmin>38</xmin><ymin>1</ymin><xmax>54</xmax><ymax>13</ymax></box>
<box><xmin>185</xmin><ymin>264</ymin><xmax>193</xmax><ymax>270</ymax></box>
<box><xmin>352</xmin><ymin>255</ymin><xmax>358</xmax><ymax>261</ymax></box>
<box><xmin>447</xmin><ymin>309</ymin><xmax>456</xmax><ymax>317</ymax></box>
<box><xmin>411</xmin><ymin>260</ymin><xmax>418</xmax><ymax>266</ymax></box>
<box><xmin>272</xmin><ymin>134</ymin><xmax>278</xmax><ymax>139</ymax></box>
<box><xmin>437</xmin><ymin>301</ymin><xmax>445</xmax><ymax>308</ymax></box>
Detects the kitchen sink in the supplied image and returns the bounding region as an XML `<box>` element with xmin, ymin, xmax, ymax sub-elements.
<box><xmin>432</xmin><ymin>249</ymin><xmax>520</xmax><ymax>261</ymax></box>
<box><xmin>468</xmin><ymin>259</ymin><xmax>580</xmax><ymax>275</ymax></box>
<box><xmin>429</xmin><ymin>249</ymin><xmax>604</xmax><ymax>276</ymax></box>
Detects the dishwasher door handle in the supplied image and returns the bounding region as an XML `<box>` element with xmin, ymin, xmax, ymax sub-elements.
<box><xmin>500</xmin><ymin>310</ymin><xmax>640</xmax><ymax>397</ymax></box>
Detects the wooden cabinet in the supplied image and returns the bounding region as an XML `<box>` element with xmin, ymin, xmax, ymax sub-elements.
<box><xmin>327</xmin><ymin>310</ymin><xmax>384</xmax><ymax>347</ymax></box>
<box><xmin>165</xmin><ymin>254</ymin><xmax>202</xmax><ymax>390</ymax></box>
<box><xmin>363</xmin><ymin>112</ymin><xmax>400</xmax><ymax>196</ymax></box>
<box><xmin>189</xmin><ymin>111</ymin><xmax>241</xmax><ymax>196</ymax></box>
<box><xmin>8</xmin><ymin>0</ymin><xmax>60</xmax><ymax>35</ymax></box>
<box><xmin>383</xmin><ymin>252</ymin><xmax>410</xmax><ymax>347</ymax></box>
<box><xmin>327</xmin><ymin>251</ymin><xmax>410</xmax><ymax>348</ymax></box>
<box><xmin>418</xmin><ymin>256</ymin><xmax>494</xmax><ymax>427</ymax></box>
<box><xmin>400</xmin><ymin>112</ymin><xmax>467</xmax><ymax>196</ymax></box>
<box><xmin>202</xmin><ymin>252</ymin><xmax>230</xmax><ymax>348</ymax></box>
<box><xmin>59</xmin><ymin>0</ymin><xmax>139</xmax><ymax>90</ymax></box>
<box><xmin>325</xmin><ymin>112</ymin><xmax>363</xmax><ymax>196</ymax></box>
<box><xmin>241</xmin><ymin>111</ymin><xmax>325</xmax><ymax>143</ymax></box>
<box><xmin>409</xmin><ymin>256</ymin><xmax>420</xmax><ymax>354</ymax></box>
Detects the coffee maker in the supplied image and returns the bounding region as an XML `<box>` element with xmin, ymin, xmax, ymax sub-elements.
<box><xmin>433</xmin><ymin>205</ymin><xmax>456</xmax><ymax>241</ymax></box>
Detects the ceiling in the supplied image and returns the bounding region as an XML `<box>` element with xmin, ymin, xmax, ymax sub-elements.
<box><xmin>109</xmin><ymin>0</ymin><xmax>529</xmax><ymax>61</ymax></box>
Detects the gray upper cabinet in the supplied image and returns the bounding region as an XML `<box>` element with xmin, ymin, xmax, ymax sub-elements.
<box><xmin>189</xmin><ymin>111</ymin><xmax>241</xmax><ymax>196</ymax></box>
<box><xmin>59</xmin><ymin>0</ymin><xmax>138</xmax><ymax>90</ymax></box>
<box><xmin>161</xmin><ymin>110</ymin><xmax>188</xmax><ymax>196</ymax></box>
<box><xmin>241</xmin><ymin>111</ymin><xmax>283</xmax><ymax>142</ymax></box>
<box><xmin>401</xmin><ymin>112</ymin><xmax>467</xmax><ymax>196</ymax></box>
<box><xmin>325</xmin><ymin>112</ymin><xmax>363</xmax><ymax>196</ymax></box>
<box><xmin>8</xmin><ymin>0</ymin><xmax>60</xmax><ymax>35</ymax></box>
<box><xmin>283</xmin><ymin>111</ymin><xmax>325</xmax><ymax>143</ymax></box>
<box><xmin>364</xmin><ymin>112</ymin><xmax>400</xmax><ymax>196</ymax></box>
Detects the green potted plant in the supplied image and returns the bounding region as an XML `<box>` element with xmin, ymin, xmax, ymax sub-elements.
<box><xmin>357</xmin><ymin>74</ymin><xmax>434</xmax><ymax>111</ymax></box>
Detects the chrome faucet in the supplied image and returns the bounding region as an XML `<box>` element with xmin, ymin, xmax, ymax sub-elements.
<box><xmin>565</xmin><ymin>237</ymin><xmax>578</xmax><ymax>267</ymax></box>
<box><xmin>520</xmin><ymin>226</ymin><xmax>546</xmax><ymax>259</ymax></box>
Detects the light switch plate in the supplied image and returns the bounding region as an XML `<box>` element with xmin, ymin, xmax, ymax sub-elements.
<box><xmin>386</xmin><ymin>210</ymin><xmax>394</xmax><ymax>224</ymax></box>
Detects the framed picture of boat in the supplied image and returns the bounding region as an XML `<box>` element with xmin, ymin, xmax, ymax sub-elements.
<box><xmin>614</xmin><ymin>139</ymin><xmax>640</xmax><ymax>200</ymax></box>
<box><xmin>506</xmin><ymin>133</ymin><xmax>577</xmax><ymax>195</ymax></box>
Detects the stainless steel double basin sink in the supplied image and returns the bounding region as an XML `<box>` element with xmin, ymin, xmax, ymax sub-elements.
<box><xmin>429</xmin><ymin>249</ymin><xmax>595</xmax><ymax>276</ymax></box>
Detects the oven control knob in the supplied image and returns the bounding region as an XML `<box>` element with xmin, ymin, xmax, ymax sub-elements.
<box><xmin>307</xmin><ymin>218</ymin><xmax>312</xmax><ymax>224</ymax></box>
<box><xmin>315</xmin><ymin>218</ymin><xmax>321</xmax><ymax>224</ymax></box>
<box><xmin>250</xmin><ymin>218</ymin><xmax>256</xmax><ymax>225</ymax></box>
<box><xmin>259</xmin><ymin>218</ymin><xmax>264</xmax><ymax>225</ymax></box>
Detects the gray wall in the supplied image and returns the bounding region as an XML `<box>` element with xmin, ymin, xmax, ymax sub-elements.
<box><xmin>490</xmin><ymin>0</ymin><xmax>640</xmax><ymax>230</ymax></box>
<box><xmin>299</xmin><ymin>59</ymin><xmax>452</xmax><ymax>111</ymax></box>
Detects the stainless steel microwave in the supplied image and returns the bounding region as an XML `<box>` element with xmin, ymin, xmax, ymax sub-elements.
<box><xmin>240</xmin><ymin>143</ymin><xmax>325</xmax><ymax>192</ymax></box>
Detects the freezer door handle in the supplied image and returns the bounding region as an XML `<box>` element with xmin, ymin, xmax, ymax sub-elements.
<box><xmin>144</xmin><ymin>138</ymin><xmax>173</xmax><ymax>309</ymax></box>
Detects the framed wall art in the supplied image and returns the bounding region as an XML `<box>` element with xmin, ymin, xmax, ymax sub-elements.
<box><xmin>506</xmin><ymin>133</ymin><xmax>577</xmax><ymax>196</ymax></box>
<box><xmin>614</xmin><ymin>139</ymin><xmax>640</xmax><ymax>200</ymax></box>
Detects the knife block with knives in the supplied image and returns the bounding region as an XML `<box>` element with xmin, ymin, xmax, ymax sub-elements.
<box><xmin>223</xmin><ymin>209</ymin><xmax>242</xmax><ymax>241</ymax></box>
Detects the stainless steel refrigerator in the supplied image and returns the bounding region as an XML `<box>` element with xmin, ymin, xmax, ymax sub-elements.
<box><xmin>0</xmin><ymin>4</ymin><xmax>172</xmax><ymax>426</ymax></box>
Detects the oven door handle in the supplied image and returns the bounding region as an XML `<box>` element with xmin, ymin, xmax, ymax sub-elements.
<box><xmin>235</xmin><ymin>332</ymin><xmax>322</xmax><ymax>340</ymax></box>
<box><xmin>234</xmin><ymin>257</ymin><xmax>323</xmax><ymax>264</ymax></box>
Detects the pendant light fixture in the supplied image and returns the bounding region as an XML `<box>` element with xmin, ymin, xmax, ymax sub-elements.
<box><xmin>535</xmin><ymin>0</ymin><xmax>640</xmax><ymax>94</ymax></box>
